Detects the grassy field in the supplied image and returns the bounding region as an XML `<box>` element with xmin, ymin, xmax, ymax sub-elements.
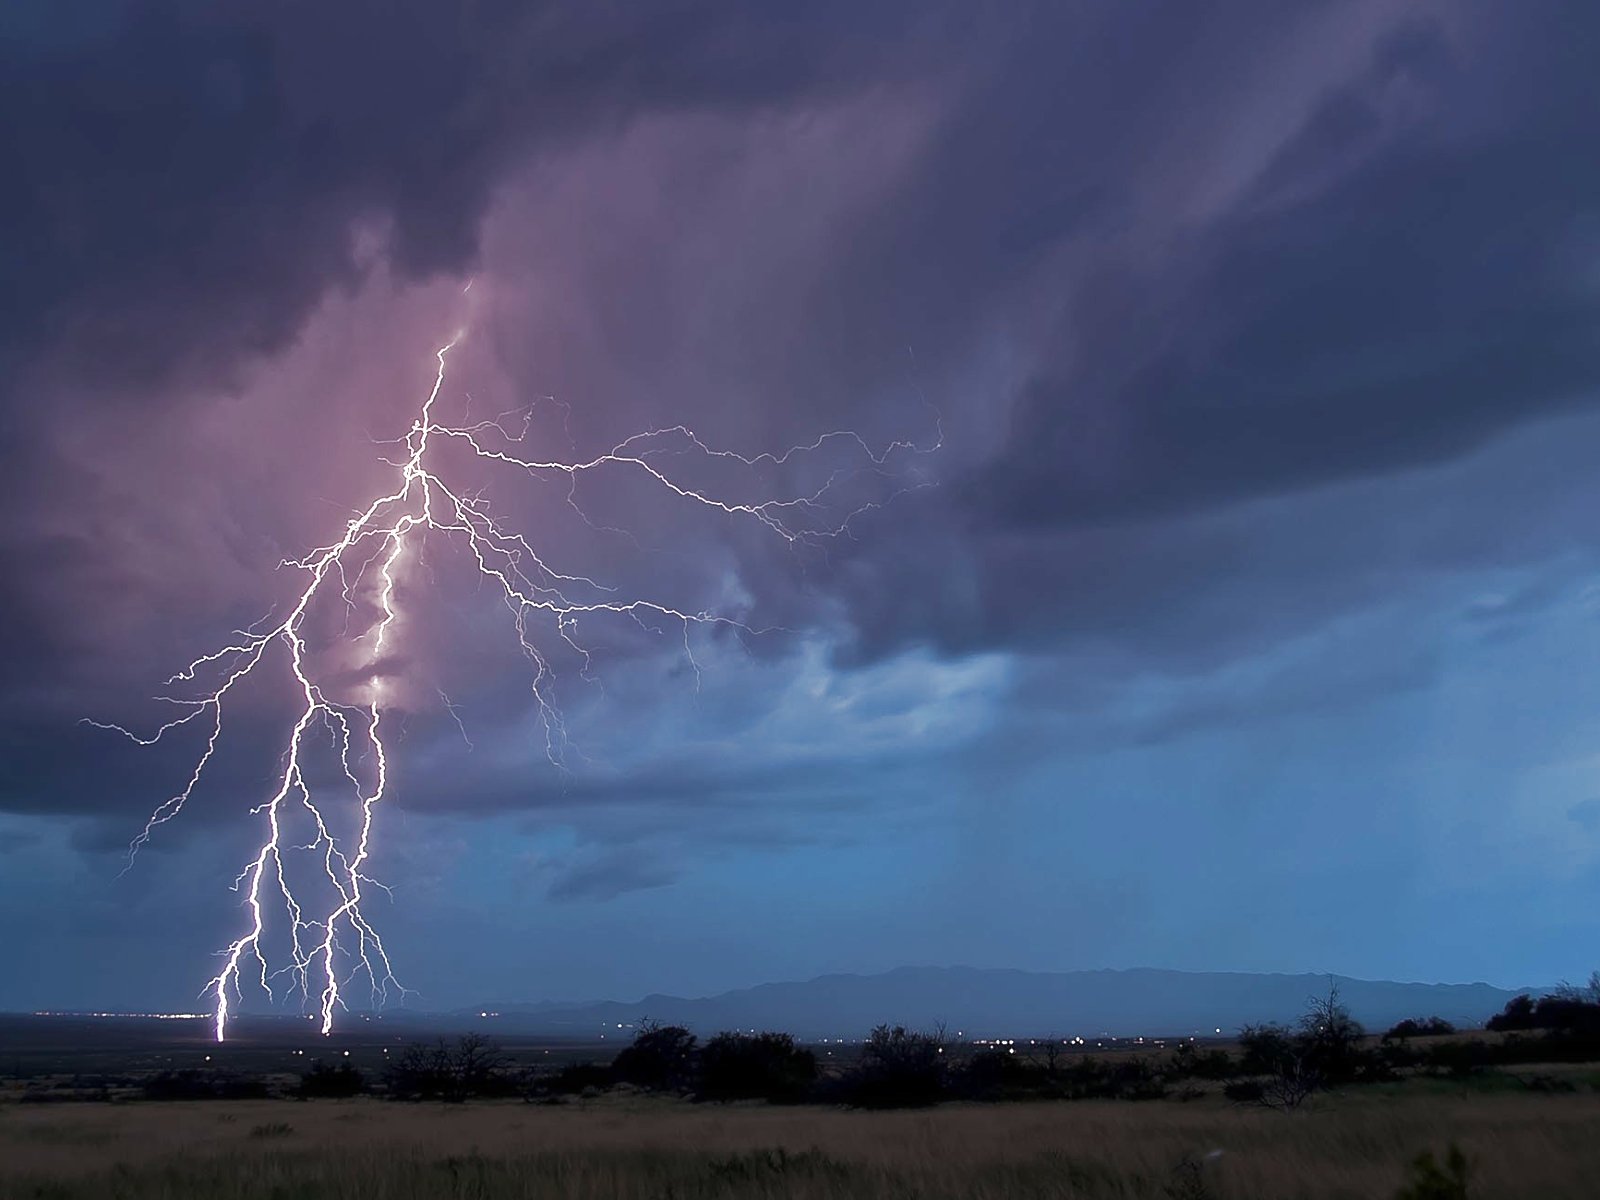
<box><xmin>3</xmin><ymin>1085</ymin><xmax>1598</xmax><ymax>1199</ymax></box>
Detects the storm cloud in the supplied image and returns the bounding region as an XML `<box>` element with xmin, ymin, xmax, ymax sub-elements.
<box><xmin>4</xmin><ymin>0</ymin><xmax>1600</xmax><ymax>1010</ymax></box>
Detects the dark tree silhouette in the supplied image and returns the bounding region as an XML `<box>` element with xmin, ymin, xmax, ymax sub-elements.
<box><xmin>839</xmin><ymin>1024</ymin><xmax>947</xmax><ymax>1108</ymax></box>
<box><xmin>611</xmin><ymin>1021</ymin><xmax>699</xmax><ymax>1091</ymax></box>
<box><xmin>697</xmin><ymin>1031</ymin><xmax>817</xmax><ymax>1102</ymax></box>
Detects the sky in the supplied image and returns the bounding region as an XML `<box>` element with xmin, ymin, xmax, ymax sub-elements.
<box><xmin>3</xmin><ymin>0</ymin><xmax>1600</xmax><ymax>1014</ymax></box>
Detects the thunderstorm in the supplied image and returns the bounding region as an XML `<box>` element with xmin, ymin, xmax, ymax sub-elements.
<box><xmin>90</xmin><ymin>320</ymin><xmax>933</xmax><ymax>1042</ymax></box>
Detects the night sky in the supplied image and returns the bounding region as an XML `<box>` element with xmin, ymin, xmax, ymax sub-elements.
<box><xmin>4</xmin><ymin>2</ymin><xmax>1600</xmax><ymax>1014</ymax></box>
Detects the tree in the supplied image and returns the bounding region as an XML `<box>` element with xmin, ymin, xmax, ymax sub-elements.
<box><xmin>1169</xmin><ymin>1041</ymin><xmax>1236</xmax><ymax>1080</ymax></box>
<box><xmin>299</xmin><ymin>1059</ymin><xmax>365</xmax><ymax>1098</ymax></box>
<box><xmin>1487</xmin><ymin>983</ymin><xmax>1600</xmax><ymax>1034</ymax></box>
<box><xmin>839</xmin><ymin>1024</ymin><xmax>947</xmax><ymax>1108</ymax></box>
<box><xmin>1487</xmin><ymin>994</ymin><xmax>1536</xmax><ymax>1031</ymax></box>
<box><xmin>611</xmin><ymin>1021</ymin><xmax>699</xmax><ymax>1091</ymax></box>
<box><xmin>697</xmin><ymin>1031</ymin><xmax>818</xmax><ymax>1102</ymax></box>
<box><xmin>1383</xmin><ymin>1017</ymin><xmax>1456</xmax><ymax>1041</ymax></box>
<box><xmin>384</xmin><ymin>1034</ymin><xmax>514</xmax><ymax>1101</ymax></box>
<box><xmin>1297</xmin><ymin>982</ymin><xmax>1365</xmax><ymax>1084</ymax></box>
<box><xmin>1231</xmin><ymin>982</ymin><xmax>1367</xmax><ymax>1110</ymax></box>
<box><xmin>1232</xmin><ymin>1025</ymin><xmax>1319</xmax><ymax>1111</ymax></box>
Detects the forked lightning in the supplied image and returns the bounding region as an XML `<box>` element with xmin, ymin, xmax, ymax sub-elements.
<box><xmin>92</xmin><ymin>320</ymin><xmax>932</xmax><ymax>1041</ymax></box>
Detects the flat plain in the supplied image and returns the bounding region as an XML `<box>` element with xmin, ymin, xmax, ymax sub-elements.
<box><xmin>4</xmin><ymin>1084</ymin><xmax>1599</xmax><ymax>1199</ymax></box>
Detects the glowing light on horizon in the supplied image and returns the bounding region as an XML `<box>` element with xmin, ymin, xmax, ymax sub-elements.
<box><xmin>90</xmin><ymin>304</ymin><xmax>935</xmax><ymax>1041</ymax></box>
<box><xmin>31</xmin><ymin>1011</ymin><xmax>210</xmax><ymax>1020</ymax></box>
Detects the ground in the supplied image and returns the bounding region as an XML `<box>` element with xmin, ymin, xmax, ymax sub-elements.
<box><xmin>3</xmin><ymin>1083</ymin><xmax>1599</xmax><ymax>1199</ymax></box>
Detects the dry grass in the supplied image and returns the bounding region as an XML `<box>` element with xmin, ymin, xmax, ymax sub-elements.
<box><xmin>2</xmin><ymin>1088</ymin><xmax>1596</xmax><ymax>1198</ymax></box>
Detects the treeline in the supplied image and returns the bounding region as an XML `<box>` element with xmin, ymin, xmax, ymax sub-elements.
<box><xmin>127</xmin><ymin>979</ymin><xmax>1600</xmax><ymax>1109</ymax></box>
<box><xmin>311</xmin><ymin>982</ymin><xmax>1600</xmax><ymax>1109</ymax></box>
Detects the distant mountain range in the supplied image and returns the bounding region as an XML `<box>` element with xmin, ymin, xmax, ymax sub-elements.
<box><xmin>464</xmin><ymin>966</ymin><xmax>1528</xmax><ymax>1039</ymax></box>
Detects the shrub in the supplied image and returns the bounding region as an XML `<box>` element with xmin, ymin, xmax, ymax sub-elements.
<box><xmin>837</xmin><ymin>1025</ymin><xmax>947</xmax><ymax>1108</ymax></box>
<box><xmin>299</xmin><ymin>1059</ymin><xmax>365</xmax><ymax>1098</ymax></box>
<box><xmin>385</xmin><ymin>1042</ymin><xmax>455</xmax><ymax>1100</ymax></box>
<box><xmin>954</xmin><ymin>1048</ymin><xmax>1045</xmax><ymax>1100</ymax></box>
<box><xmin>1233</xmin><ymin>1025</ymin><xmax>1318</xmax><ymax>1110</ymax></box>
<box><xmin>1165</xmin><ymin>1153</ymin><xmax>1220</xmax><ymax>1200</ymax></box>
<box><xmin>1394</xmin><ymin>1144</ymin><xmax>1470</xmax><ymax>1200</ymax></box>
<box><xmin>697</xmin><ymin>1031</ymin><xmax>817</xmax><ymax>1103</ymax></box>
<box><xmin>1231</xmin><ymin>983</ymin><xmax>1367</xmax><ymax>1108</ymax></box>
<box><xmin>384</xmin><ymin>1033</ymin><xmax>515</xmax><ymax>1101</ymax></box>
<box><xmin>1422</xmin><ymin>1039</ymin><xmax>1494</xmax><ymax>1079</ymax></box>
<box><xmin>610</xmin><ymin>1022</ymin><xmax>699</xmax><ymax>1092</ymax></box>
<box><xmin>1168</xmin><ymin>1043</ymin><xmax>1237</xmax><ymax>1080</ymax></box>
<box><xmin>1237</xmin><ymin>1024</ymin><xmax>1298</xmax><ymax>1076</ymax></box>
<box><xmin>1385</xmin><ymin>1017</ymin><xmax>1457</xmax><ymax>1041</ymax></box>
<box><xmin>542</xmin><ymin>1060</ymin><xmax>614</xmax><ymax>1095</ymax></box>
<box><xmin>1487</xmin><ymin>990</ymin><xmax>1600</xmax><ymax>1034</ymax></box>
<box><xmin>141</xmin><ymin>1070</ymin><xmax>270</xmax><ymax>1101</ymax></box>
<box><xmin>1297</xmin><ymin>984</ymin><xmax>1366</xmax><ymax>1085</ymax></box>
<box><xmin>1487</xmin><ymin>995</ymin><xmax>1537</xmax><ymax>1031</ymax></box>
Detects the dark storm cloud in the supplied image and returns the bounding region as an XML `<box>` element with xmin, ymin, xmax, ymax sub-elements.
<box><xmin>410</xmin><ymin>0</ymin><xmax>1600</xmax><ymax>669</ymax></box>
<box><xmin>978</xmin><ymin>13</ymin><xmax>1600</xmax><ymax>529</ymax></box>
<box><xmin>11</xmin><ymin>1</ymin><xmax>1592</xmax><ymax>675</ymax></box>
<box><xmin>9</xmin><ymin>3</ymin><xmax>1600</xmax><ymax>1010</ymax></box>
<box><xmin>796</xmin><ymin>4</ymin><xmax>1600</xmax><ymax>661</ymax></box>
<box><xmin>0</xmin><ymin>0</ymin><xmax>962</xmax><ymax>836</ymax></box>
<box><xmin>7</xmin><ymin>0</ymin><xmax>1600</xmax><ymax>868</ymax></box>
<box><xmin>0</xmin><ymin>0</ymin><xmax>947</xmax><ymax>396</ymax></box>
<box><xmin>841</xmin><ymin>401</ymin><xmax>1600</xmax><ymax>667</ymax></box>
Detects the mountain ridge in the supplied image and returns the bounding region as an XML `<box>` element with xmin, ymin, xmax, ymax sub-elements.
<box><xmin>463</xmin><ymin>965</ymin><xmax>1530</xmax><ymax>1038</ymax></box>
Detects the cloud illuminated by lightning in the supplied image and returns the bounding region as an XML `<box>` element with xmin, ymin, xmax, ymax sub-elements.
<box><xmin>90</xmin><ymin>309</ymin><xmax>935</xmax><ymax>1041</ymax></box>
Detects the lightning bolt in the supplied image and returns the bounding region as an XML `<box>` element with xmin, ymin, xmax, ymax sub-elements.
<box><xmin>91</xmin><ymin>312</ymin><xmax>936</xmax><ymax>1042</ymax></box>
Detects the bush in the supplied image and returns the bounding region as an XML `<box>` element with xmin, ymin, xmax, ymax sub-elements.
<box><xmin>299</xmin><ymin>1060</ymin><xmax>365</xmax><ymax>1098</ymax></box>
<box><xmin>1488</xmin><ymin>995</ymin><xmax>1537</xmax><ymax>1031</ymax></box>
<box><xmin>837</xmin><ymin>1025</ymin><xmax>947</xmax><ymax>1108</ymax></box>
<box><xmin>1385</xmin><ymin>1017</ymin><xmax>1457</xmax><ymax>1041</ymax></box>
<box><xmin>385</xmin><ymin>1042</ymin><xmax>454</xmax><ymax>1100</ymax></box>
<box><xmin>954</xmin><ymin>1048</ymin><xmax>1045</xmax><ymax>1100</ymax></box>
<box><xmin>1234</xmin><ymin>1025</ymin><xmax>1319</xmax><ymax>1110</ymax></box>
<box><xmin>384</xmin><ymin>1033</ymin><xmax>516</xmax><ymax>1101</ymax></box>
<box><xmin>542</xmin><ymin>1060</ymin><xmax>614</xmax><ymax>1095</ymax></box>
<box><xmin>1487</xmin><ymin>990</ymin><xmax>1600</xmax><ymax>1034</ymax></box>
<box><xmin>1103</xmin><ymin>1057</ymin><xmax>1168</xmax><ymax>1100</ymax></box>
<box><xmin>1422</xmin><ymin>1039</ymin><xmax>1495</xmax><ymax>1079</ymax></box>
<box><xmin>1230</xmin><ymin>983</ymin><xmax>1368</xmax><ymax>1108</ymax></box>
<box><xmin>1223</xmin><ymin>1079</ymin><xmax>1266</xmax><ymax>1104</ymax></box>
<box><xmin>1168</xmin><ymin>1043</ymin><xmax>1237</xmax><ymax>1080</ymax></box>
<box><xmin>1237</xmin><ymin>1024</ymin><xmax>1298</xmax><ymax>1076</ymax></box>
<box><xmin>1297</xmin><ymin>984</ymin><xmax>1366</xmax><ymax>1084</ymax></box>
<box><xmin>1394</xmin><ymin>1145</ymin><xmax>1470</xmax><ymax>1200</ymax></box>
<box><xmin>141</xmin><ymin>1070</ymin><xmax>270</xmax><ymax>1101</ymax></box>
<box><xmin>610</xmin><ymin>1022</ymin><xmax>699</xmax><ymax>1092</ymax></box>
<box><xmin>697</xmin><ymin>1032</ymin><xmax>817</xmax><ymax>1103</ymax></box>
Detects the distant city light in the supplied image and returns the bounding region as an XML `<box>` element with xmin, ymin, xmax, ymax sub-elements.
<box><xmin>32</xmin><ymin>1011</ymin><xmax>208</xmax><ymax>1020</ymax></box>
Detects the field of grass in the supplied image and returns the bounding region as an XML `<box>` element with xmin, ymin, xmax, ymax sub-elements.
<box><xmin>3</xmin><ymin>1086</ymin><xmax>1598</xmax><ymax>1199</ymax></box>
